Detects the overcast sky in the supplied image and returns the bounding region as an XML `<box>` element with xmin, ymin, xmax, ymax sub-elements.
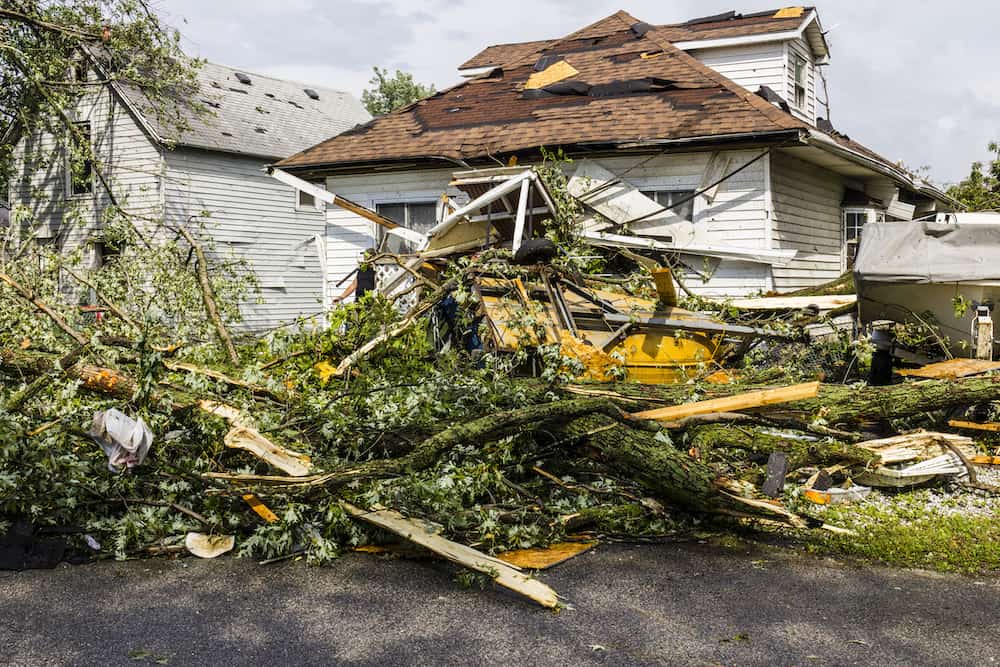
<box><xmin>155</xmin><ymin>0</ymin><xmax>998</xmax><ymax>186</ymax></box>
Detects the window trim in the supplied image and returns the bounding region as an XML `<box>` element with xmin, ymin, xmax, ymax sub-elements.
<box><xmin>65</xmin><ymin>120</ymin><xmax>94</xmax><ymax>198</ymax></box>
<box><xmin>373</xmin><ymin>199</ymin><xmax>439</xmax><ymax>254</ymax></box>
<box><xmin>791</xmin><ymin>52</ymin><xmax>808</xmax><ymax>110</ymax></box>
<box><xmin>294</xmin><ymin>185</ymin><xmax>323</xmax><ymax>212</ymax></box>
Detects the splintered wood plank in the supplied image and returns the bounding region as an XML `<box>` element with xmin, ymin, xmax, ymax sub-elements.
<box><xmin>340</xmin><ymin>502</ymin><xmax>560</xmax><ymax>608</ymax></box>
<box><xmin>496</xmin><ymin>541</ymin><xmax>596</xmax><ymax>570</ymax></box>
<box><xmin>631</xmin><ymin>382</ymin><xmax>820</xmax><ymax>422</ymax></box>
<box><xmin>199</xmin><ymin>400</ymin><xmax>313</xmax><ymax>477</ymax></box>
<box><xmin>899</xmin><ymin>358</ymin><xmax>1000</xmax><ymax>379</ymax></box>
<box><xmin>949</xmin><ymin>419</ymin><xmax>1000</xmax><ymax>433</ymax></box>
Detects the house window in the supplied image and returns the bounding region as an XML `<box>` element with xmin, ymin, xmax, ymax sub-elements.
<box><xmin>297</xmin><ymin>189</ymin><xmax>317</xmax><ymax>209</ymax></box>
<box><xmin>375</xmin><ymin>201</ymin><xmax>437</xmax><ymax>253</ymax></box>
<box><xmin>791</xmin><ymin>54</ymin><xmax>807</xmax><ymax>109</ymax></box>
<box><xmin>640</xmin><ymin>190</ymin><xmax>695</xmax><ymax>222</ymax></box>
<box><xmin>842</xmin><ymin>207</ymin><xmax>877</xmax><ymax>268</ymax></box>
<box><xmin>67</xmin><ymin>121</ymin><xmax>93</xmax><ymax>196</ymax></box>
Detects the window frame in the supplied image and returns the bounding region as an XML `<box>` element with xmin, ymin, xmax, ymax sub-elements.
<box><xmin>638</xmin><ymin>188</ymin><xmax>697</xmax><ymax>223</ymax></box>
<box><xmin>65</xmin><ymin>120</ymin><xmax>94</xmax><ymax>198</ymax></box>
<box><xmin>791</xmin><ymin>53</ymin><xmax>808</xmax><ymax>110</ymax></box>
<box><xmin>374</xmin><ymin>199</ymin><xmax>439</xmax><ymax>253</ymax></box>
<box><xmin>294</xmin><ymin>184</ymin><xmax>323</xmax><ymax>212</ymax></box>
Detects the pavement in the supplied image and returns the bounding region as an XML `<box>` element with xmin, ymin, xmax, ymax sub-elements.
<box><xmin>2</xmin><ymin>539</ymin><xmax>999</xmax><ymax>666</ymax></box>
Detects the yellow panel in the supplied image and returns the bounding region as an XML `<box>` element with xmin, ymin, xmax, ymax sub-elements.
<box><xmin>773</xmin><ymin>6</ymin><xmax>804</xmax><ymax>18</ymax></box>
<box><xmin>525</xmin><ymin>60</ymin><xmax>579</xmax><ymax>90</ymax></box>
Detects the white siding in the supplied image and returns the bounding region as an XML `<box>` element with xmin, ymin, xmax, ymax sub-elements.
<box><xmin>164</xmin><ymin>149</ymin><xmax>327</xmax><ymax>331</ymax></box>
<box><xmin>689</xmin><ymin>43</ymin><xmax>786</xmax><ymax>95</ymax></box>
<box><xmin>324</xmin><ymin>150</ymin><xmax>773</xmax><ymax>300</ymax></box>
<box><xmin>770</xmin><ymin>150</ymin><xmax>844</xmax><ymax>291</ymax></box>
<box><xmin>9</xmin><ymin>85</ymin><xmax>163</xmax><ymax>261</ymax></box>
<box><xmin>785</xmin><ymin>38</ymin><xmax>817</xmax><ymax>124</ymax></box>
<box><xmin>324</xmin><ymin>168</ymin><xmax>457</xmax><ymax>299</ymax></box>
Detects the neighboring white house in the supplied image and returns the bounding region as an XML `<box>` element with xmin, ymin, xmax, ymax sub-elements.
<box><xmin>7</xmin><ymin>60</ymin><xmax>370</xmax><ymax>330</ymax></box>
<box><xmin>276</xmin><ymin>8</ymin><xmax>954</xmax><ymax>301</ymax></box>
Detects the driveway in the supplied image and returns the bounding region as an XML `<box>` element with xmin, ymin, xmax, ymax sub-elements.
<box><xmin>2</xmin><ymin>540</ymin><xmax>998</xmax><ymax>666</ymax></box>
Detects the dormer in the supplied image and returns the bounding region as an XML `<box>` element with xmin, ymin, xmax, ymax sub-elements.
<box><xmin>457</xmin><ymin>7</ymin><xmax>831</xmax><ymax>126</ymax></box>
<box><xmin>669</xmin><ymin>8</ymin><xmax>830</xmax><ymax>125</ymax></box>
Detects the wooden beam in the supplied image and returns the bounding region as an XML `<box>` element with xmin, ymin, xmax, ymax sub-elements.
<box><xmin>949</xmin><ymin>419</ymin><xmax>1000</xmax><ymax>433</ymax></box>
<box><xmin>631</xmin><ymin>382</ymin><xmax>820</xmax><ymax>422</ymax></box>
<box><xmin>340</xmin><ymin>502</ymin><xmax>560</xmax><ymax>608</ymax></box>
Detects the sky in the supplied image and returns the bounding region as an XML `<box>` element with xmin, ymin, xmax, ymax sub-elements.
<box><xmin>154</xmin><ymin>0</ymin><xmax>999</xmax><ymax>186</ymax></box>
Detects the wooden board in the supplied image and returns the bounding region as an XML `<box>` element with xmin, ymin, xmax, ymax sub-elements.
<box><xmin>631</xmin><ymin>382</ymin><xmax>820</xmax><ymax>422</ymax></box>
<box><xmin>340</xmin><ymin>502</ymin><xmax>560</xmax><ymax>608</ymax></box>
<box><xmin>899</xmin><ymin>358</ymin><xmax>1000</xmax><ymax>379</ymax></box>
<box><xmin>727</xmin><ymin>295</ymin><xmax>856</xmax><ymax>312</ymax></box>
<box><xmin>949</xmin><ymin>419</ymin><xmax>1000</xmax><ymax>433</ymax></box>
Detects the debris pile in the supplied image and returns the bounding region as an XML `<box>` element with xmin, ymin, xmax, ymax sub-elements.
<box><xmin>4</xmin><ymin>165</ymin><xmax>1000</xmax><ymax>606</ymax></box>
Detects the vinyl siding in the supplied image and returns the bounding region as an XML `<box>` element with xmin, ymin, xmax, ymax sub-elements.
<box><xmin>9</xmin><ymin>84</ymin><xmax>163</xmax><ymax>262</ymax></box>
<box><xmin>164</xmin><ymin>148</ymin><xmax>327</xmax><ymax>331</ymax></box>
<box><xmin>324</xmin><ymin>149</ymin><xmax>773</xmax><ymax>300</ymax></box>
<box><xmin>770</xmin><ymin>150</ymin><xmax>844</xmax><ymax>291</ymax></box>
<box><xmin>786</xmin><ymin>38</ymin><xmax>817</xmax><ymax>124</ymax></box>
<box><xmin>688</xmin><ymin>43</ymin><xmax>787</xmax><ymax>96</ymax></box>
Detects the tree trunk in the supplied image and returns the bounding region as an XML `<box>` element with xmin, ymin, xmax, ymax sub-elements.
<box><xmin>686</xmin><ymin>424</ymin><xmax>878</xmax><ymax>470</ymax></box>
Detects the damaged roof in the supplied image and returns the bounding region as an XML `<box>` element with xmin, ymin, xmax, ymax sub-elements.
<box><xmin>278</xmin><ymin>11</ymin><xmax>806</xmax><ymax>170</ymax></box>
<box><xmin>460</xmin><ymin>7</ymin><xmax>820</xmax><ymax>70</ymax></box>
<box><xmin>118</xmin><ymin>61</ymin><xmax>370</xmax><ymax>160</ymax></box>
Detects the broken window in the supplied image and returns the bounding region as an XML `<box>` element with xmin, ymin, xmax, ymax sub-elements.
<box><xmin>67</xmin><ymin>121</ymin><xmax>93</xmax><ymax>196</ymax></box>
<box><xmin>640</xmin><ymin>190</ymin><xmax>695</xmax><ymax>222</ymax></box>
<box><xmin>791</xmin><ymin>54</ymin><xmax>807</xmax><ymax>110</ymax></box>
<box><xmin>375</xmin><ymin>201</ymin><xmax>437</xmax><ymax>253</ymax></box>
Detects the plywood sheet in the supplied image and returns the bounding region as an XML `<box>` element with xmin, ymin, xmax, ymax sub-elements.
<box><xmin>899</xmin><ymin>358</ymin><xmax>1000</xmax><ymax>379</ymax></box>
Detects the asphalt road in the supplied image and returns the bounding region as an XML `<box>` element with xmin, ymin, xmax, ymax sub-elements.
<box><xmin>2</xmin><ymin>540</ymin><xmax>998</xmax><ymax>666</ymax></box>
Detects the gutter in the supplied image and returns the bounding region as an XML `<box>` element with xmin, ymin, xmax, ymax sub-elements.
<box><xmin>805</xmin><ymin>130</ymin><xmax>957</xmax><ymax>207</ymax></box>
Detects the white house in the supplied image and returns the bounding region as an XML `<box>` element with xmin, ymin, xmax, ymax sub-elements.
<box><xmin>276</xmin><ymin>8</ymin><xmax>953</xmax><ymax>302</ymax></box>
<box><xmin>8</xmin><ymin>60</ymin><xmax>370</xmax><ymax>330</ymax></box>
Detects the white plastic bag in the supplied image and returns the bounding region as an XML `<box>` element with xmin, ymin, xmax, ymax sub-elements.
<box><xmin>88</xmin><ymin>409</ymin><xmax>153</xmax><ymax>472</ymax></box>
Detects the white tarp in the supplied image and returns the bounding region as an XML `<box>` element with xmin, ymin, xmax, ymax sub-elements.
<box><xmin>855</xmin><ymin>222</ymin><xmax>1000</xmax><ymax>285</ymax></box>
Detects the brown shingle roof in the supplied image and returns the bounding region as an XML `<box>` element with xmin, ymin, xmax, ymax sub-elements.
<box><xmin>459</xmin><ymin>7</ymin><xmax>816</xmax><ymax>70</ymax></box>
<box><xmin>278</xmin><ymin>11</ymin><xmax>806</xmax><ymax>170</ymax></box>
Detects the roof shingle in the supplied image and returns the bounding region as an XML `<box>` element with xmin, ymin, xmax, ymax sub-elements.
<box><xmin>278</xmin><ymin>11</ymin><xmax>805</xmax><ymax>170</ymax></box>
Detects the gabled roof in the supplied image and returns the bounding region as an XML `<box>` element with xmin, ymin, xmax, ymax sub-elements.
<box><xmin>278</xmin><ymin>11</ymin><xmax>806</xmax><ymax>170</ymax></box>
<box><xmin>117</xmin><ymin>61</ymin><xmax>370</xmax><ymax>160</ymax></box>
<box><xmin>459</xmin><ymin>7</ymin><xmax>823</xmax><ymax>71</ymax></box>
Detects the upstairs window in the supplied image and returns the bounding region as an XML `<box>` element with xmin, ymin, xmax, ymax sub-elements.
<box><xmin>791</xmin><ymin>54</ymin><xmax>807</xmax><ymax>109</ymax></box>
<box><xmin>67</xmin><ymin>121</ymin><xmax>93</xmax><ymax>196</ymax></box>
<box><xmin>640</xmin><ymin>189</ymin><xmax>696</xmax><ymax>222</ymax></box>
<box><xmin>375</xmin><ymin>201</ymin><xmax>437</xmax><ymax>254</ymax></box>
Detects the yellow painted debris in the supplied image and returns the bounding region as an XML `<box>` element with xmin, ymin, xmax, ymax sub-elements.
<box><xmin>559</xmin><ymin>331</ymin><xmax>622</xmax><ymax>382</ymax></box>
<box><xmin>314</xmin><ymin>360</ymin><xmax>337</xmax><ymax>384</ymax></box>
<box><xmin>242</xmin><ymin>494</ymin><xmax>279</xmax><ymax>523</ymax></box>
<box><xmin>525</xmin><ymin>60</ymin><xmax>579</xmax><ymax>90</ymax></box>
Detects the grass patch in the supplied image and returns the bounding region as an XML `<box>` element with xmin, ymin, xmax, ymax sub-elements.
<box><xmin>794</xmin><ymin>486</ymin><xmax>1000</xmax><ymax>574</ymax></box>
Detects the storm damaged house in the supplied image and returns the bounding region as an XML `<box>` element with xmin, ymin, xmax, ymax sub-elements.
<box><xmin>7</xmin><ymin>61</ymin><xmax>370</xmax><ymax>329</ymax></box>
<box><xmin>276</xmin><ymin>7</ymin><xmax>954</xmax><ymax>299</ymax></box>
